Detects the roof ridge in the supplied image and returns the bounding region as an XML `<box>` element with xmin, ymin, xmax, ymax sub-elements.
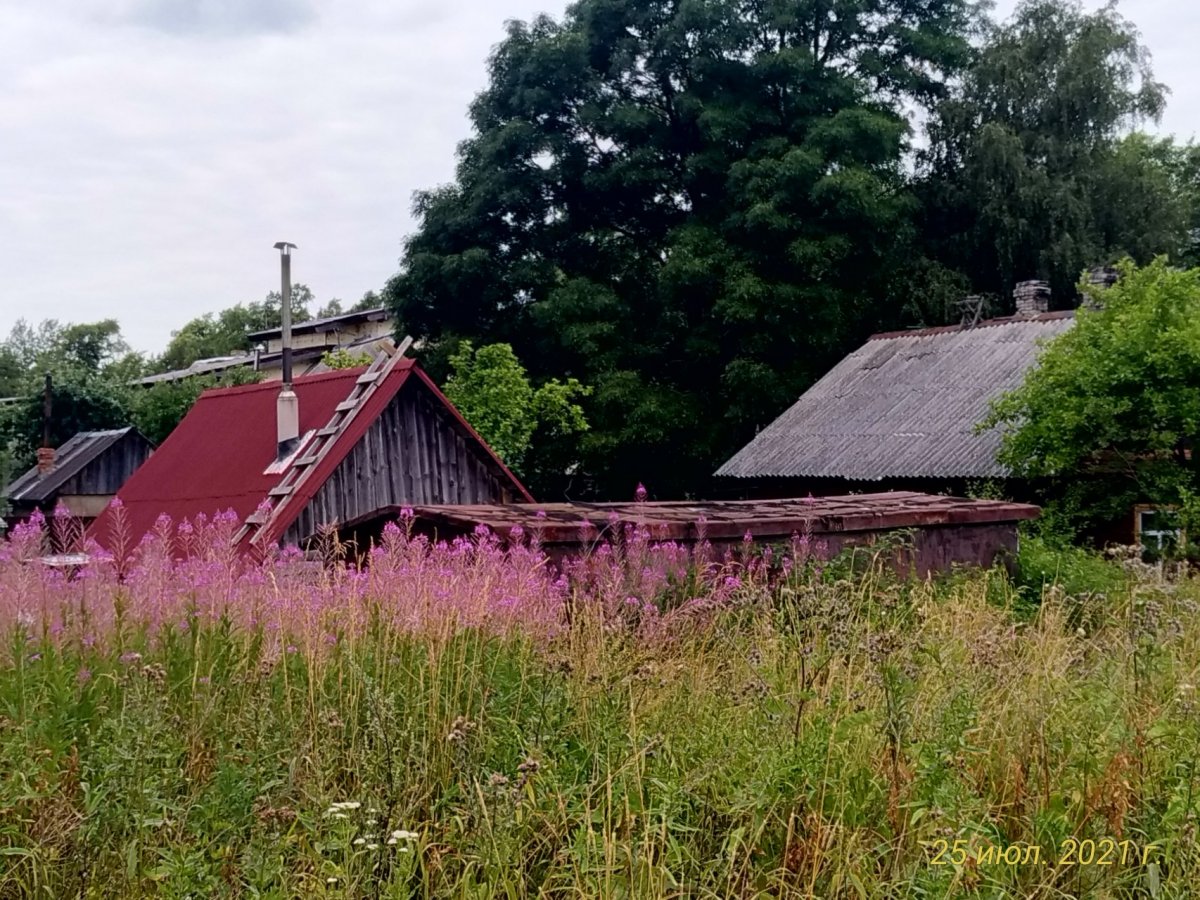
<box><xmin>869</xmin><ymin>310</ymin><xmax>1075</xmax><ymax>342</ymax></box>
<box><xmin>198</xmin><ymin>360</ymin><xmax>415</xmax><ymax>400</ymax></box>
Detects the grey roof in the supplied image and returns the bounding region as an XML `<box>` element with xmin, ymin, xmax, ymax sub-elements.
<box><xmin>246</xmin><ymin>307</ymin><xmax>390</xmax><ymax>342</ymax></box>
<box><xmin>135</xmin><ymin>331</ymin><xmax>397</xmax><ymax>386</ymax></box>
<box><xmin>5</xmin><ymin>428</ymin><xmax>139</xmax><ymax>503</ymax></box>
<box><xmin>716</xmin><ymin>312</ymin><xmax>1076</xmax><ymax>481</ymax></box>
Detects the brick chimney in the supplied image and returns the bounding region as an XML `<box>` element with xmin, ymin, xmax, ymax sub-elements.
<box><xmin>1013</xmin><ymin>280</ymin><xmax>1051</xmax><ymax>316</ymax></box>
<box><xmin>36</xmin><ymin>447</ymin><xmax>55</xmax><ymax>474</ymax></box>
<box><xmin>1082</xmin><ymin>266</ymin><xmax>1119</xmax><ymax>310</ymax></box>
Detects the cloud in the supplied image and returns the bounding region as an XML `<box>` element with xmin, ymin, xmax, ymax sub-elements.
<box><xmin>101</xmin><ymin>0</ymin><xmax>317</xmax><ymax>37</ymax></box>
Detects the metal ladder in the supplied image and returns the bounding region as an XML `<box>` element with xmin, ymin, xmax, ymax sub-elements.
<box><xmin>234</xmin><ymin>337</ymin><xmax>413</xmax><ymax>549</ymax></box>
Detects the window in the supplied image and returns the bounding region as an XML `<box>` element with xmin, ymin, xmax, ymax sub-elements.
<box><xmin>1134</xmin><ymin>506</ymin><xmax>1182</xmax><ymax>556</ymax></box>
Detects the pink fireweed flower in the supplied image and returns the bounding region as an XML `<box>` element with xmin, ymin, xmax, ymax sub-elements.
<box><xmin>635</xmin><ymin>483</ymin><xmax>648</xmax><ymax>503</ymax></box>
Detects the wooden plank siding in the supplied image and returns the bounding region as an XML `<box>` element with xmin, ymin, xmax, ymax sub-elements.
<box><xmin>285</xmin><ymin>380</ymin><xmax>514</xmax><ymax>545</ymax></box>
<box><xmin>58</xmin><ymin>432</ymin><xmax>153</xmax><ymax>497</ymax></box>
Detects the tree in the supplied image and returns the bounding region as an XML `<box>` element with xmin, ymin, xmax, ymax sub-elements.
<box><xmin>386</xmin><ymin>0</ymin><xmax>975</xmax><ymax>495</ymax></box>
<box><xmin>126</xmin><ymin>368</ymin><xmax>261</xmax><ymax>446</ymax></box>
<box><xmin>918</xmin><ymin>0</ymin><xmax>1180</xmax><ymax>306</ymax></box>
<box><xmin>442</xmin><ymin>341</ymin><xmax>589</xmax><ymax>485</ymax></box>
<box><xmin>985</xmin><ymin>259</ymin><xmax>1200</xmax><ymax>543</ymax></box>
<box><xmin>154</xmin><ymin>284</ymin><xmax>314</xmax><ymax>373</ymax></box>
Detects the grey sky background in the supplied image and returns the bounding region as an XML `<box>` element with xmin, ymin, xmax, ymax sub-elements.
<box><xmin>0</xmin><ymin>0</ymin><xmax>1195</xmax><ymax>356</ymax></box>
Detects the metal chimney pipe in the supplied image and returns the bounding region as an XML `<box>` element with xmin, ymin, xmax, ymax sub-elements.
<box><xmin>42</xmin><ymin>373</ymin><xmax>52</xmax><ymax>450</ymax></box>
<box><xmin>37</xmin><ymin>373</ymin><xmax>55</xmax><ymax>474</ymax></box>
<box><xmin>274</xmin><ymin>242</ymin><xmax>297</xmax><ymax>387</ymax></box>
<box><xmin>273</xmin><ymin>242</ymin><xmax>300</xmax><ymax>461</ymax></box>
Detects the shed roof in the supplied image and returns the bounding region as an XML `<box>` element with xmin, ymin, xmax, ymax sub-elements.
<box><xmin>246</xmin><ymin>307</ymin><xmax>390</xmax><ymax>342</ymax></box>
<box><xmin>90</xmin><ymin>360</ymin><xmax>532</xmax><ymax>547</ymax></box>
<box><xmin>716</xmin><ymin>312</ymin><xmax>1076</xmax><ymax>481</ymax></box>
<box><xmin>348</xmin><ymin>492</ymin><xmax>1039</xmax><ymax>544</ymax></box>
<box><xmin>5</xmin><ymin>428</ymin><xmax>150</xmax><ymax>505</ymax></box>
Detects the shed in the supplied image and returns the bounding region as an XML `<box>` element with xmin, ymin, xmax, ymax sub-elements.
<box><xmin>4</xmin><ymin>428</ymin><xmax>155</xmax><ymax>526</ymax></box>
<box><xmin>715</xmin><ymin>311</ymin><xmax>1075</xmax><ymax>495</ymax></box>
<box><xmin>90</xmin><ymin>352</ymin><xmax>532</xmax><ymax>551</ymax></box>
<box><xmin>339</xmin><ymin>493</ymin><xmax>1040</xmax><ymax>576</ymax></box>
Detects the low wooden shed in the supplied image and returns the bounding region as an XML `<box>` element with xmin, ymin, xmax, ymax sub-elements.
<box><xmin>4</xmin><ymin>428</ymin><xmax>154</xmax><ymax>527</ymax></box>
<box><xmin>341</xmin><ymin>492</ymin><xmax>1040</xmax><ymax>576</ymax></box>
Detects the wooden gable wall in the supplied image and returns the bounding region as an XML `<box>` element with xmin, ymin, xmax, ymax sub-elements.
<box><xmin>285</xmin><ymin>379</ymin><xmax>518</xmax><ymax>545</ymax></box>
<box><xmin>59</xmin><ymin>431</ymin><xmax>155</xmax><ymax>498</ymax></box>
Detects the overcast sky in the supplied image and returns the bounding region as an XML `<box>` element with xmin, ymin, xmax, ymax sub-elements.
<box><xmin>0</xmin><ymin>0</ymin><xmax>1195</xmax><ymax>356</ymax></box>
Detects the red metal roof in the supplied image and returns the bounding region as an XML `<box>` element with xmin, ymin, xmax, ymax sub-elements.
<box><xmin>89</xmin><ymin>361</ymin><xmax>532</xmax><ymax>548</ymax></box>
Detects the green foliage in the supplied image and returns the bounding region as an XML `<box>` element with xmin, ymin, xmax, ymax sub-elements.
<box><xmin>986</xmin><ymin>258</ymin><xmax>1200</xmax><ymax>539</ymax></box>
<box><xmin>919</xmin><ymin>0</ymin><xmax>1185</xmax><ymax>304</ymax></box>
<box><xmin>1015</xmin><ymin>533</ymin><xmax>1128</xmax><ymax>603</ymax></box>
<box><xmin>443</xmin><ymin>341</ymin><xmax>590</xmax><ymax>478</ymax></box>
<box><xmin>386</xmin><ymin>0</ymin><xmax>975</xmax><ymax>495</ymax></box>
<box><xmin>6</xmin><ymin>559</ymin><xmax>1200</xmax><ymax>895</ymax></box>
<box><xmin>320</xmin><ymin>348</ymin><xmax>375</xmax><ymax>371</ymax></box>
<box><xmin>154</xmin><ymin>284</ymin><xmax>314</xmax><ymax>373</ymax></box>
<box><xmin>126</xmin><ymin>368</ymin><xmax>262</xmax><ymax>446</ymax></box>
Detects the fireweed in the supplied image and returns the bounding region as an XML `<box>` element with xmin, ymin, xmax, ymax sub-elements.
<box><xmin>0</xmin><ymin>503</ymin><xmax>778</xmax><ymax>654</ymax></box>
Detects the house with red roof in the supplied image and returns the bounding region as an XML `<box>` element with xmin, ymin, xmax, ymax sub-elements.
<box><xmin>90</xmin><ymin>351</ymin><xmax>532</xmax><ymax>552</ymax></box>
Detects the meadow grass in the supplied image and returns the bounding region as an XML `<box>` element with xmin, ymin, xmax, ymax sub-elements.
<box><xmin>1</xmin><ymin>510</ymin><xmax>1199</xmax><ymax>897</ymax></box>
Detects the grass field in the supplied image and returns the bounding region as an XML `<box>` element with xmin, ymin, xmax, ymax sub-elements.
<box><xmin>1</xmin><ymin>508</ymin><xmax>1199</xmax><ymax>897</ymax></box>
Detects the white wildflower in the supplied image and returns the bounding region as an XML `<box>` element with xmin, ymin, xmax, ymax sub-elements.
<box><xmin>326</xmin><ymin>876</ymin><xmax>338</xmax><ymax>884</ymax></box>
<box><xmin>367</xmin><ymin>843</ymin><xmax>380</xmax><ymax>850</ymax></box>
<box><xmin>390</xmin><ymin>829</ymin><xmax>419</xmax><ymax>841</ymax></box>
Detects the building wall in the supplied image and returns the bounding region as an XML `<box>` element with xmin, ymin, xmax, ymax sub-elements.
<box><xmin>58</xmin><ymin>432</ymin><xmax>154</xmax><ymax>498</ymax></box>
<box><xmin>263</xmin><ymin>319</ymin><xmax>393</xmax><ymax>354</ymax></box>
<box><xmin>285</xmin><ymin>382</ymin><xmax>516</xmax><ymax>544</ymax></box>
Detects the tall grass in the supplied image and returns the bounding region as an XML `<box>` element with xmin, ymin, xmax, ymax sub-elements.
<box><xmin>1</xmin><ymin>509</ymin><xmax>1199</xmax><ymax>897</ymax></box>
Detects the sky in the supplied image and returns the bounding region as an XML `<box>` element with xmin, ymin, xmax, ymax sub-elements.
<box><xmin>0</xmin><ymin>0</ymin><xmax>1196</xmax><ymax>356</ymax></box>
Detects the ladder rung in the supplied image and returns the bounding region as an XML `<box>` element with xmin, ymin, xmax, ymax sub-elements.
<box><xmin>244</xmin><ymin>512</ymin><xmax>268</xmax><ymax>526</ymax></box>
<box><xmin>335</xmin><ymin>400</ymin><xmax>359</xmax><ymax>412</ymax></box>
<box><xmin>295</xmin><ymin>454</ymin><xmax>321</xmax><ymax>467</ymax></box>
<box><xmin>356</xmin><ymin>371</ymin><xmax>381</xmax><ymax>385</ymax></box>
<box><xmin>316</xmin><ymin>426</ymin><xmax>340</xmax><ymax>438</ymax></box>
<box><xmin>268</xmin><ymin>485</ymin><xmax>293</xmax><ymax>498</ymax></box>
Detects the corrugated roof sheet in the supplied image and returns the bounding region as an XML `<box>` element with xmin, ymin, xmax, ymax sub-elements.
<box><xmin>715</xmin><ymin>312</ymin><xmax>1076</xmax><ymax>480</ymax></box>
<box><xmin>89</xmin><ymin>361</ymin><xmax>532</xmax><ymax>548</ymax></box>
<box><xmin>5</xmin><ymin>428</ymin><xmax>139</xmax><ymax>504</ymax></box>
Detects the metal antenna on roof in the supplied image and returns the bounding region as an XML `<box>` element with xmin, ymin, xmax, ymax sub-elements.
<box><xmin>274</xmin><ymin>242</ymin><xmax>300</xmax><ymax>461</ymax></box>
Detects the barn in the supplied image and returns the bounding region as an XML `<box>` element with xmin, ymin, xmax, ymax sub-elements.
<box><xmin>90</xmin><ymin>351</ymin><xmax>532</xmax><ymax>552</ymax></box>
<box><xmin>4</xmin><ymin>428</ymin><xmax>154</xmax><ymax>528</ymax></box>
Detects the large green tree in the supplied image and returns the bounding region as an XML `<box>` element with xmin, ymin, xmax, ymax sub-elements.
<box><xmin>386</xmin><ymin>0</ymin><xmax>975</xmax><ymax>496</ymax></box>
<box><xmin>985</xmin><ymin>259</ymin><xmax>1200</xmax><ymax>544</ymax></box>
<box><xmin>917</xmin><ymin>0</ymin><xmax>1189</xmax><ymax>306</ymax></box>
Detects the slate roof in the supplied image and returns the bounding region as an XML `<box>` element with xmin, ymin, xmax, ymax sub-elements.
<box><xmin>715</xmin><ymin>312</ymin><xmax>1076</xmax><ymax>481</ymax></box>
<box><xmin>89</xmin><ymin>361</ymin><xmax>532</xmax><ymax>548</ymax></box>
<box><xmin>5</xmin><ymin>428</ymin><xmax>143</xmax><ymax>504</ymax></box>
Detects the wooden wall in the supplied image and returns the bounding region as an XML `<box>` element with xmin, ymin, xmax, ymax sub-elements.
<box><xmin>286</xmin><ymin>381</ymin><xmax>516</xmax><ymax>544</ymax></box>
<box><xmin>59</xmin><ymin>432</ymin><xmax>154</xmax><ymax>498</ymax></box>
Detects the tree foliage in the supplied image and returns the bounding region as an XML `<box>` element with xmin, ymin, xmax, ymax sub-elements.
<box><xmin>442</xmin><ymin>342</ymin><xmax>590</xmax><ymax>482</ymax></box>
<box><xmin>918</xmin><ymin>0</ymin><xmax>1186</xmax><ymax>305</ymax></box>
<box><xmin>985</xmin><ymin>259</ymin><xmax>1200</xmax><ymax>540</ymax></box>
<box><xmin>386</xmin><ymin>0</ymin><xmax>976</xmax><ymax>495</ymax></box>
<box><xmin>155</xmin><ymin>284</ymin><xmax>315</xmax><ymax>373</ymax></box>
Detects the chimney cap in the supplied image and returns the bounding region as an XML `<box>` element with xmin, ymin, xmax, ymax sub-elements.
<box><xmin>274</xmin><ymin>241</ymin><xmax>297</xmax><ymax>253</ymax></box>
